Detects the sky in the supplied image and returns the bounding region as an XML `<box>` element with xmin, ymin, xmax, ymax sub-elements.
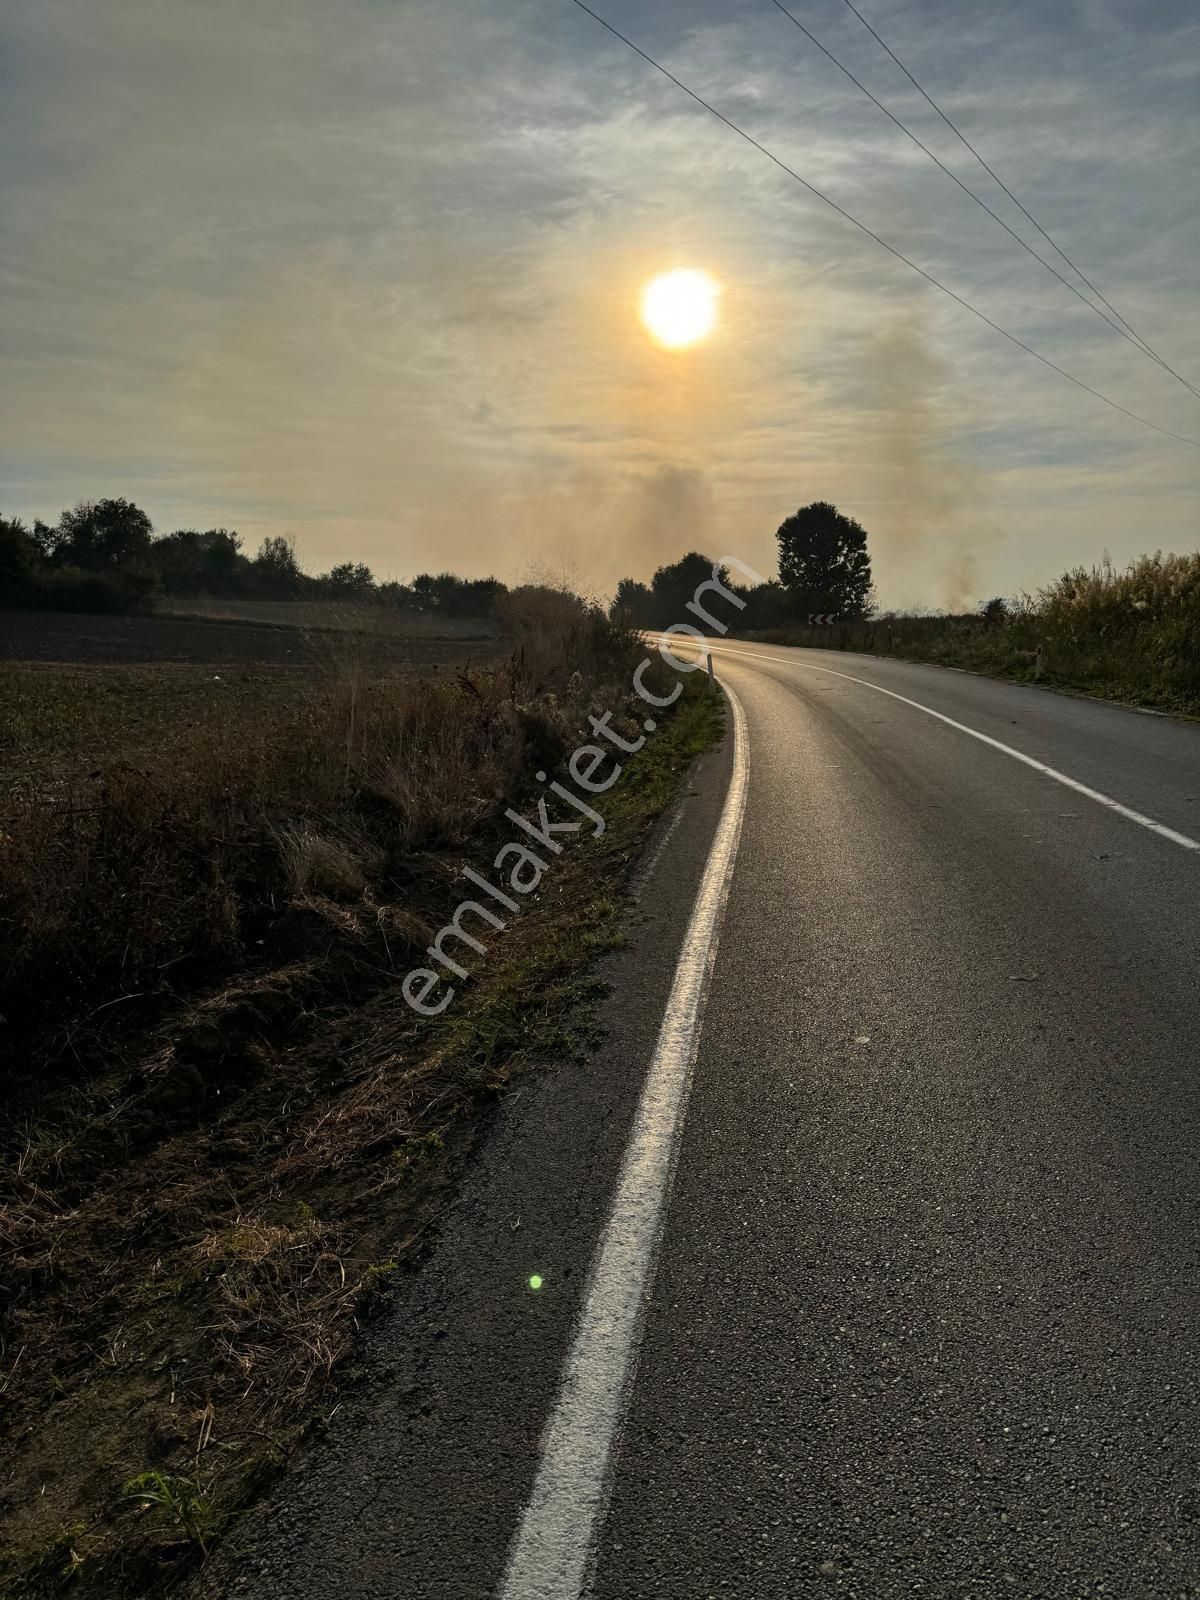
<box><xmin>1</xmin><ymin>0</ymin><xmax>1197</xmax><ymax>609</ymax></box>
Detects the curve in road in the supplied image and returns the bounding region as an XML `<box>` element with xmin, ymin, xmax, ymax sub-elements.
<box><xmin>198</xmin><ymin>641</ymin><xmax>1200</xmax><ymax>1600</ymax></box>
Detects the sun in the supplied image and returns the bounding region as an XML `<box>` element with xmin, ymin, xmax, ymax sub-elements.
<box><xmin>639</xmin><ymin>268</ymin><xmax>719</xmax><ymax>350</ymax></box>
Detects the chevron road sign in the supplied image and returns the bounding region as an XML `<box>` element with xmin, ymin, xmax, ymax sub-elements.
<box><xmin>806</xmin><ymin>613</ymin><xmax>838</xmax><ymax>626</ymax></box>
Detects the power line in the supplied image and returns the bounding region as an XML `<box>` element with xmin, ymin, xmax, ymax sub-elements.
<box><xmin>566</xmin><ymin>0</ymin><xmax>1200</xmax><ymax>449</ymax></box>
<box><xmin>767</xmin><ymin>0</ymin><xmax>1200</xmax><ymax>401</ymax></box>
<box><xmin>838</xmin><ymin>0</ymin><xmax>1200</xmax><ymax>399</ymax></box>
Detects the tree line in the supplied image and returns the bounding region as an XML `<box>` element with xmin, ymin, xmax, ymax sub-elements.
<box><xmin>2</xmin><ymin>494</ymin><xmax>878</xmax><ymax>628</ymax></box>
<box><xmin>609</xmin><ymin>502</ymin><xmax>874</xmax><ymax>631</ymax></box>
<box><xmin>0</xmin><ymin>498</ymin><xmax>505</xmax><ymax>617</ymax></box>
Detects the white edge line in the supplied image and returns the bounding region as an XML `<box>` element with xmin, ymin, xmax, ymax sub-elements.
<box><xmin>660</xmin><ymin>638</ymin><xmax>1200</xmax><ymax>855</ymax></box>
<box><xmin>498</xmin><ymin>682</ymin><xmax>750</xmax><ymax>1600</ymax></box>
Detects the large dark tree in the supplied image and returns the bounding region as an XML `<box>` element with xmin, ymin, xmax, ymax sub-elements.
<box><xmin>776</xmin><ymin>501</ymin><xmax>873</xmax><ymax>619</ymax></box>
<box><xmin>53</xmin><ymin>498</ymin><xmax>154</xmax><ymax>571</ymax></box>
<box><xmin>250</xmin><ymin>535</ymin><xmax>305</xmax><ymax>597</ymax></box>
<box><xmin>610</xmin><ymin>577</ymin><xmax>653</xmax><ymax>626</ymax></box>
<box><xmin>0</xmin><ymin>517</ymin><xmax>41</xmax><ymax>594</ymax></box>
<box><xmin>649</xmin><ymin>552</ymin><xmax>717</xmax><ymax>625</ymax></box>
<box><xmin>607</xmin><ymin>553</ymin><xmax>739</xmax><ymax>633</ymax></box>
<box><xmin>151</xmin><ymin>527</ymin><xmax>244</xmax><ymax>594</ymax></box>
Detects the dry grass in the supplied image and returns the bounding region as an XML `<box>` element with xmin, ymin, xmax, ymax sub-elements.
<box><xmin>276</xmin><ymin>827</ymin><xmax>370</xmax><ymax>900</ymax></box>
<box><xmin>0</xmin><ymin>587</ymin><xmax>725</xmax><ymax>1596</ymax></box>
<box><xmin>193</xmin><ymin>1213</ymin><xmax>357</xmax><ymax>1419</ymax></box>
<box><xmin>0</xmin><ymin>591</ymin><xmax>627</xmax><ymax>1041</ymax></box>
<box><xmin>757</xmin><ymin>551</ymin><xmax>1200</xmax><ymax>714</ymax></box>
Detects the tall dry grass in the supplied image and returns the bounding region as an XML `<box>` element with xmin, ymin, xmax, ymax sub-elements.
<box><xmin>756</xmin><ymin>551</ymin><xmax>1200</xmax><ymax>712</ymax></box>
<box><xmin>0</xmin><ymin>588</ymin><xmax>642</xmax><ymax>1056</ymax></box>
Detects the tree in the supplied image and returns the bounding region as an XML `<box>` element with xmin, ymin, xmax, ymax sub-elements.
<box><xmin>607</xmin><ymin>554</ymin><xmax>745</xmax><ymax>632</ymax></box>
<box><xmin>30</xmin><ymin>520</ymin><xmax>56</xmax><ymax>562</ymax></box>
<box><xmin>406</xmin><ymin>572</ymin><xmax>505</xmax><ymax>617</ymax></box>
<box><xmin>53</xmin><ymin>498</ymin><xmax>154</xmax><ymax>571</ymax></box>
<box><xmin>323</xmin><ymin>561</ymin><xmax>375</xmax><ymax>595</ymax></box>
<box><xmin>735</xmin><ymin>579</ymin><xmax>795</xmax><ymax>632</ymax></box>
<box><xmin>151</xmin><ymin>528</ymin><xmax>245</xmax><ymax>595</ymax></box>
<box><xmin>250</xmin><ymin>535</ymin><xmax>304</xmax><ymax>597</ymax></box>
<box><xmin>609</xmin><ymin>577</ymin><xmax>653</xmax><ymax>626</ymax></box>
<box><xmin>775</xmin><ymin>501</ymin><xmax>873</xmax><ymax>619</ymax></box>
<box><xmin>376</xmin><ymin>579</ymin><xmax>418</xmax><ymax>610</ymax></box>
<box><xmin>200</xmin><ymin>528</ymin><xmax>244</xmax><ymax>591</ymax></box>
<box><xmin>649</xmin><ymin>552</ymin><xmax>720</xmax><ymax>629</ymax></box>
<box><xmin>0</xmin><ymin>516</ymin><xmax>42</xmax><ymax>600</ymax></box>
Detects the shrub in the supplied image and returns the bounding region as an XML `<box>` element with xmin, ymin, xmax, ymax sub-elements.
<box><xmin>25</xmin><ymin>564</ymin><xmax>160</xmax><ymax>612</ymax></box>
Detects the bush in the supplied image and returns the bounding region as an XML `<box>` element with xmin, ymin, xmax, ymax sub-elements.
<box><xmin>23</xmin><ymin>565</ymin><xmax>160</xmax><ymax>613</ymax></box>
<box><xmin>500</xmin><ymin>584</ymin><xmax>637</xmax><ymax>688</ymax></box>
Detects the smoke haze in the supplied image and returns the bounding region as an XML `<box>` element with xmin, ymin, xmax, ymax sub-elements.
<box><xmin>3</xmin><ymin>0</ymin><xmax>1195</xmax><ymax>609</ymax></box>
<box><xmin>861</xmin><ymin>317</ymin><xmax>993</xmax><ymax>613</ymax></box>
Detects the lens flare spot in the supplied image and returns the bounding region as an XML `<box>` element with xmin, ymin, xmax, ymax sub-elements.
<box><xmin>528</xmin><ymin>1274</ymin><xmax>544</xmax><ymax>1291</ymax></box>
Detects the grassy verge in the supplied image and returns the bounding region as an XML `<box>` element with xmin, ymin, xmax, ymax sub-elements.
<box><xmin>751</xmin><ymin>552</ymin><xmax>1200</xmax><ymax>717</ymax></box>
<box><xmin>0</xmin><ymin>605</ymin><xmax>723</xmax><ymax>1597</ymax></box>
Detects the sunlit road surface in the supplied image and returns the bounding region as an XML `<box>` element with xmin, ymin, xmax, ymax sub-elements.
<box><xmin>200</xmin><ymin>641</ymin><xmax>1200</xmax><ymax>1600</ymax></box>
<box><xmin>587</xmin><ymin>640</ymin><xmax>1200</xmax><ymax>1597</ymax></box>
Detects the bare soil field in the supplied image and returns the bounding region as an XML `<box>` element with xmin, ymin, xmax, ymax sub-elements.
<box><xmin>0</xmin><ymin>662</ymin><xmax>326</xmax><ymax>785</ymax></box>
<box><xmin>159</xmin><ymin>597</ymin><xmax>502</xmax><ymax>638</ymax></box>
<box><xmin>0</xmin><ymin>609</ymin><xmax>504</xmax><ymax>669</ymax></box>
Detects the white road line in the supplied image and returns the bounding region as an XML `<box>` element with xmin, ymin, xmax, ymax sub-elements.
<box><xmin>693</xmin><ymin>641</ymin><xmax>1200</xmax><ymax>855</ymax></box>
<box><xmin>498</xmin><ymin>684</ymin><xmax>750</xmax><ymax>1600</ymax></box>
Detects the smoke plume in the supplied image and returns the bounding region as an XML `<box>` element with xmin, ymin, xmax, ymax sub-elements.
<box><xmin>863</xmin><ymin>316</ymin><xmax>991</xmax><ymax>612</ymax></box>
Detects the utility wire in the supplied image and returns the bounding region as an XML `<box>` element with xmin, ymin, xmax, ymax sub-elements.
<box><xmin>839</xmin><ymin>0</ymin><xmax>1200</xmax><ymax>398</ymax></box>
<box><xmin>567</xmin><ymin>0</ymin><xmax>1199</xmax><ymax>449</ymax></box>
<box><xmin>767</xmin><ymin>0</ymin><xmax>1200</xmax><ymax>400</ymax></box>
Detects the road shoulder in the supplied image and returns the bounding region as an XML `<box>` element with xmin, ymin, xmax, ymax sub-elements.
<box><xmin>190</xmin><ymin>701</ymin><xmax>737</xmax><ymax>1600</ymax></box>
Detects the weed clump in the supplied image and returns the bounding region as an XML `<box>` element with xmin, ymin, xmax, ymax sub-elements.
<box><xmin>123</xmin><ymin>1470</ymin><xmax>220</xmax><ymax>1555</ymax></box>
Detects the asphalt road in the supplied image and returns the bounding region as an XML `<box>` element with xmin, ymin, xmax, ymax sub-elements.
<box><xmin>198</xmin><ymin>643</ymin><xmax>1200</xmax><ymax>1600</ymax></box>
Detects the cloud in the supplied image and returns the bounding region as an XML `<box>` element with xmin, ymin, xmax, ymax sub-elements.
<box><xmin>1</xmin><ymin>0</ymin><xmax>1197</xmax><ymax>605</ymax></box>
